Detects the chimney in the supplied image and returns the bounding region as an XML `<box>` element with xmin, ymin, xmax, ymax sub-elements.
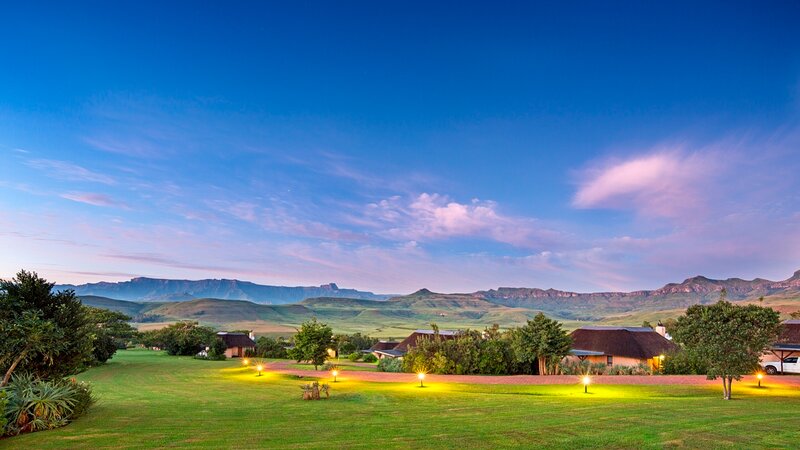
<box><xmin>655</xmin><ymin>321</ymin><xmax>672</xmax><ymax>340</ymax></box>
<box><xmin>249</xmin><ymin>331</ymin><xmax>256</xmax><ymax>341</ymax></box>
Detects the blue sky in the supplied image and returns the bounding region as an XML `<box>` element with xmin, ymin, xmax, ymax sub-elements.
<box><xmin>1</xmin><ymin>1</ymin><xmax>799</xmax><ymax>293</ymax></box>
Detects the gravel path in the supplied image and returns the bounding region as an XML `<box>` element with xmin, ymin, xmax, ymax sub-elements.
<box><xmin>269</xmin><ymin>361</ymin><xmax>800</xmax><ymax>386</ymax></box>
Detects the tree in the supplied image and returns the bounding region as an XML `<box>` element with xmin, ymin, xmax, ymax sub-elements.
<box><xmin>510</xmin><ymin>313</ymin><xmax>572</xmax><ymax>375</ymax></box>
<box><xmin>84</xmin><ymin>307</ymin><xmax>137</xmax><ymax>365</ymax></box>
<box><xmin>154</xmin><ymin>321</ymin><xmax>217</xmax><ymax>356</ymax></box>
<box><xmin>477</xmin><ymin>324</ymin><xmax>516</xmax><ymax>375</ymax></box>
<box><xmin>672</xmin><ymin>300</ymin><xmax>781</xmax><ymax>400</ymax></box>
<box><xmin>0</xmin><ymin>270</ymin><xmax>93</xmax><ymax>386</ymax></box>
<box><xmin>254</xmin><ymin>336</ymin><xmax>289</xmax><ymax>358</ymax></box>
<box><xmin>207</xmin><ymin>337</ymin><xmax>228</xmax><ymax>360</ymax></box>
<box><xmin>289</xmin><ymin>318</ymin><xmax>333</xmax><ymax>370</ymax></box>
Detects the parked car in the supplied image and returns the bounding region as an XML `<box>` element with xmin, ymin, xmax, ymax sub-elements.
<box><xmin>761</xmin><ymin>357</ymin><xmax>799</xmax><ymax>375</ymax></box>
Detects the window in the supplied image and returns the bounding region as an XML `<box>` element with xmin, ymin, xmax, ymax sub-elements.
<box><xmin>606</xmin><ymin>355</ymin><xmax>613</xmax><ymax>366</ymax></box>
<box><xmin>785</xmin><ymin>357</ymin><xmax>798</xmax><ymax>364</ymax></box>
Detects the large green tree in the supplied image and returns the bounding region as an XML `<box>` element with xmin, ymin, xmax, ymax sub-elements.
<box><xmin>0</xmin><ymin>270</ymin><xmax>93</xmax><ymax>385</ymax></box>
<box><xmin>156</xmin><ymin>321</ymin><xmax>218</xmax><ymax>356</ymax></box>
<box><xmin>84</xmin><ymin>307</ymin><xmax>138</xmax><ymax>365</ymax></box>
<box><xmin>289</xmin><ymin>318</ymin><xmax>333</xmax><ymax>370</ymax></box>
<box><xmin>672</xmin><ymin>299</ymin><xmax>781</xmax><ymax>400</ymax></box>
<box><xmin>510</xmin><ymin>313</ymin><xmax>572</xmax><ymax>375</ymax></box>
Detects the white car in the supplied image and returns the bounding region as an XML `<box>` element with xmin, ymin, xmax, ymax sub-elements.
<box><xmin>762</xmin><ymin>357</ymin><xmax>799</xmax><ymax>375</ymax></box>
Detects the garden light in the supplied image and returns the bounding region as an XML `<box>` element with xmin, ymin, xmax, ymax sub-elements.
<box><xmin>332</xmin><ymin>369</ymin><xmax>339</xmax><ymax>382</ymax></box>
<box><xmin>757</xmin><ymin>372</ymin><xmax>763</xmax><ymax>388</ymax></box>
<box><xmin>243</xmin><ymin>359</ymin><xmax>250</xmax><ymax>366</ymax></box>
<box><xmin>583</xmin><ymin>375</ymin><xmax>590</xmax><ymax>394</ymax></box>
<box><xmin>418</xmin><ymin>372</ymin><xmax>425</xmax><ymax>388</ymax></box>
<box><xmin>256</xmin><ymin>364</ymin><xmax>263</xmax><ymax>377</ymax></box>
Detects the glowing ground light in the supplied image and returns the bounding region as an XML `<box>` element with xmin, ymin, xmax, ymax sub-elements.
<box><xmin>256</xmin><ymin>364</ymin><xmax>264</xmax><ymax>377</ymax></box>
<box><xmin>582</xmin><ymin>375</ymin><xmax>590</xmax><ymax>393</ymax></box>
<box><xmin>757</xmin><ymin>372</ymin><xmax>763</xmax><ymax>388</ymax></box>
<box><xmin>332</xmin><ymin>370</ymin><xmax>339</xmax><ymax>382</ymax></box>
<box><xmin>243</xmin><ymin>359</ymin><xmax>250</xmax><ymax>366</ymax></box>
<box><xmin>418</xmin><ymin>372</ymin><xmax>425</xmax><ymax>388</ymax></box>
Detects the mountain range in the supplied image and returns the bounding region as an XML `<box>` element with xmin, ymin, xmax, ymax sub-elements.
<box><xmin>56</xmin><ymin>277</ymin><xmax>390</xmax><ymax>303</ymax></box>
<box><xmin>60</xmin><ymin>270</ymin><xmax>800</xmax><ymax>308</ymax></box>
<box><xmin>71</xmin><ymin>270</ymin><xmax>800</xmax><ymax>337</ymax></box>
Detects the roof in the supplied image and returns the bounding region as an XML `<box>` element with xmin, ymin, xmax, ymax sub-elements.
<box><xmin>771</xmin><ymin>344</ymin><xmax>800</xmax><ymax>352</ymax></box>
<box><xmin>570</xmin><ymin>349</ymin><xmax>605</xmax><ymax>356</ymax></box>
<box><xmin>776</xmin><ymin>321</ymin><xmax>800</xmax><ymax>345</ymax></box>
<box><xmin>369</xmin><ymin>340</ymin><xmax>401</xmax><ymax>351</ymax></box>
<box><xmin>578</xmin><ymin>326</ymin><xmax>654</xmax><ymax>332</ymax></box>
<box><xmin>394</xmin><ymin>330</ymin><xmax>459</xmax><ymax>352</ymax></box>
<box><xmin>216</xmin><ymin>332</ymin><xmax>256</xmax><ymax>348</ymax></box>
<box><xmin>412</xmin><ymin>329</ymin><xmax>458</xmax><ymax>336</ymax></box>
<box><xmin>569</xmin><ymin>327</ymin><xmax>678</xmax><ymax>360</ymax></box>
<box><xmin>373</xmin><ymin>349</ymin><xmax>406</xmax><ymax>358</ymax></box>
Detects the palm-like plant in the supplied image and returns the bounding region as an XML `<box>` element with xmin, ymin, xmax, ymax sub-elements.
<box><xmin>2</xmin><ymin>373</ymin><xmax>88</xmax><ymax>435</ymax></box>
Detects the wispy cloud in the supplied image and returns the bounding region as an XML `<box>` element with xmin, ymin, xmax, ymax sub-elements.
<box><xmin>60</xmin><ymin>192</ymin><xmax>129</xmax><ymax>209</ymax></box>
<box><xmin>572</xmin><ymin>148</ymin><xmax>714</xmax><ymax>218</ymax></box>
<box><xmin>26</xmin><ymin>158</ymin><xmax>116</xmax><ymax>185</ymax></box>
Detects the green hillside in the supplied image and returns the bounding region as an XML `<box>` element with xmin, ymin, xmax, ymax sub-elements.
<box><xmin>79</xmin><ymin>289</ymin><xmax>800</xmax><ymax>338</ymax></box>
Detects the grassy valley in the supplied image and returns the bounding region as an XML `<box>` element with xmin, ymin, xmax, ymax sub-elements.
<box><xmin>80</xmin><ymin>286</ymin><xmax>800</xmax><ymax>338</ymax></box>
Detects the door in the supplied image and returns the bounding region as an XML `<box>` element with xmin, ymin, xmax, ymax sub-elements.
<box><xmin>784</xmin><ymin>356</ymin><xmax>799</xmax><ymax>374</ymax></box>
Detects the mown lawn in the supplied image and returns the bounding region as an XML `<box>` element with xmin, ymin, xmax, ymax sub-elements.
<box><xmin>5</xmin><ymin>349</ymin><xmax>800</xmax><ymax>449</ymax></box>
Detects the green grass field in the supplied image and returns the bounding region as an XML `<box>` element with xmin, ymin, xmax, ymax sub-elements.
<box><xmin>5</xmin><ymin>350</ymin><xmax>800</xmax><ymax>449</ymax></box>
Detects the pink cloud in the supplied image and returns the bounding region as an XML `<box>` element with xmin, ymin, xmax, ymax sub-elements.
<box><xmin>572</xmin><ymin>150</ymin><xmax>713</xmax><ymax>218</ymax></box>
<box><xmin>366</xmin><ymin>193</ymin><xmax>563</xmax><ymax>249</ymax></box>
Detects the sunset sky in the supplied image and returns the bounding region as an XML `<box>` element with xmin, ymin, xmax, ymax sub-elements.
<box><xmin>1</xmin><ymin>2</ymin><xmax>799</xmax><ymax>293</ymax></box>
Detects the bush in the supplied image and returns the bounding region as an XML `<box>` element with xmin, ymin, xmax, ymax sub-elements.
<box><xmin>66</xmin><ymin>378</ymin><xmax>94</xmax><ymax>419</ymax></box>
<box><xmin>560</xmin><ymin>360</ymin><xmax>590</xmax><ymax>375</ymax></box>
<box><xmin>300</xmin><ymin>381</ymin><xmax>329</xmax><ymax>400</ymax></box>
<box><xmin>347</xmin><ymin>352</ymin><xmax>362</xmax><ymax>362</ymax></box>
<box><xmin>1</xmin><ymin>374</ymin><xmax>94</xmax><ymax>436</ymax></box>
<box><xmin>254</xmin><ymin>336</ymin><xmax>289</xmax><ymax>359</ymax></box>
<box><xmin>662</xmin><ymin>349</ymin><xmax>708</xmax><ymax>375</ymax></box>
<box><xmin>322</xmin><ymin>362</ymin><xmax>339</xmax><ymax>371</ymax></box>
<box><xmin>206</xmin><ymin>337</ymin><xmax>228</xmax><ymax>360</ymax></box>
<box><xmin>377</xmin><ymin>358</ymin><xmax>404</xmax><ymax>373</ymax></box>
<box><xmin>362</xmin><ymin>353</ymin><xmax>377</xmax><ymax>363</ymax></box>
<box><xmin>0</xmin><ymin>391</ymin><xmax>7</xmax><ymax>435</ymax></box>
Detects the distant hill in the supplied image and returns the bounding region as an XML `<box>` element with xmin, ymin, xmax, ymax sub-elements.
<box><xmin>476</xmin><ymin>270</ymin><xmax>800</xmax><ymax>319</ymax></box>
<box><xmin>57</xmin><ymin>277</ymin><xmax>391</xmax><ymax>303</ymax></box>
<box><xmin>78</xmin><ymin>292</ymin><xmax>547</xmax><ymax>338</ymax></box>
<box><xmin>73</xmin><ymin>269</ymin><xmax>800</xmax><ymax>337</ymax></box>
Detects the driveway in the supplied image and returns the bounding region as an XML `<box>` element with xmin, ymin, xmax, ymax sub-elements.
<box><xmin>268</xmin><ymin>360</ymin><xmax>800</xmax><ymax>386</ymax></box>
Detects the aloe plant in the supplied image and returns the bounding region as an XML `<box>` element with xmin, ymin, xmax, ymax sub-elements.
<box><xmin>2</xmin><ymin>373</ymin><xmax>93</xmax><ymax>436</ymax></box>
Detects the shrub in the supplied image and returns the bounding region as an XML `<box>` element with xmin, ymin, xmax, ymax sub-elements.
<box><xmin>300</xmin><ymin>381</ymin><xmax>329</xmax><ymax>400</ymax></box>
<box><xmin>2</xmin><ymin>374</ymin><xmax>94</xmax><ymax>436</ymax></box>
<box><xmin>589</xmin><ymin>362</ymin><xmax>607</xmax><ymax>375</ymax></box>
<box><xmin>0</xmin><ymin>391</ymin><xmax>7</xmax><ymax>435</ymax></box>
<box><xmin>662</xmin><ymin>349</ymin><xmax>708</xmax><ymax>375</ymax></box>
<box><xmin>559</xmin><ymin>360</ymin><xmax>590</xmax><ymax>375</ymax></box>
<box><xmin>347</xmin><ymin>352</ymin><xmax>362</xmax><ymax>362</ymax></box>
<box><xmin>254</xmin><ymin>336</ymin><xmax>289</xmax><ymax>359</ymax></box>
<box><xmin>377</xmin><ymin>358</ymin><xmax>404</xmax><ymax>373</ymax></box>
<box><xmin>206</xmin><ymin>337</ymin><xmax>228</xmax><ymax>360</ymax></box>
<box><xmin>362</xmin><ymin>353</ymin><xmax>377</xmax><ymax>363</ymax></box>
<box><xmin>66</xmin><ymin>378</ymin><xmax>93</xmax><ymax>419</ymax></box>
<box><xmin>322</xmin><ymin>363</ymin><xmax>339</xmax><ymax>372</ymax></box>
